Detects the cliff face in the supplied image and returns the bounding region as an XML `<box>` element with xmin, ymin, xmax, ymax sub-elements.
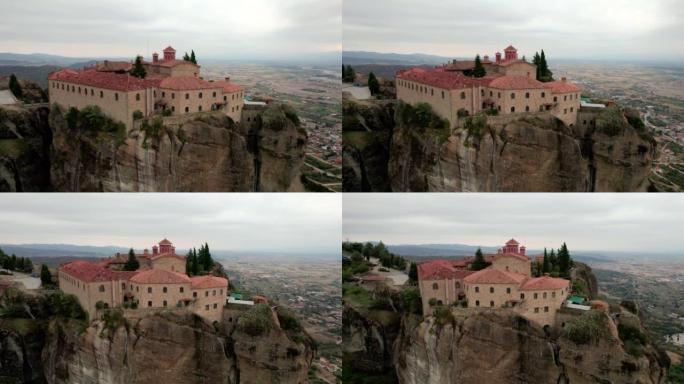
<box><xmin>342</xmin><ymin>304</ymin><xmax>401</xmax><ymax>373</ymax></box>
<box><xmin>396</xmin><ymin>309</ymin><xmax>667</xmax><ymax>384</ymax></box>
<box><xmin>0</xmin><ymin>291</ymin><xmax>312</xmax><ymax>384</ymax></box>
<box><xmin>343</xmin><ymin>99</ymin><xmax>655</xmax><ymax>192</ymax></box>
<box><xmin>0</xmin><ymin>102</ymin><xmax>306</xmax><ymax>192</ymax></box>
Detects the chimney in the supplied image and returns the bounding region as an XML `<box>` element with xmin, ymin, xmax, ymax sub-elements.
<box><xmin>562</xmin><ymin>77</ymin><xmax>567</xmax><ymax>82</ymax></box>
<box><xmin>495</xmin><ymin>52</ymin><xmax>501</xmax><ymax>63</ymax></box>
<box><xmin>520</xmin><ymin>246</ymin><xmax>526</xmax><ymax>256</ymax></box>
<box><xmin>224</xmin><ymin>76</ymin><xmax>231</xmax><ymax>82</ymax></box>
<box><xmin>152</xmin><ymin>245</ymin><xmax>158</xmax><ymax>255</ymax></box>
<box><xmin>483</xmin><ymin>55</ymin><xmax>489</xmax><ymax>61</ymax></box>
<box><xmin>153</xmin><ymin>53</ymin><xmax>159</xmax><ymax>63</ymax></box>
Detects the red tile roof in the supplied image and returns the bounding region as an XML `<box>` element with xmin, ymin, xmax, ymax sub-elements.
<box><xmin>504</xmin><ymin>45</ymin><xmax>517</xmax><ymax>51</ymax></box>
<box><xmin>149</xmin><ymin>252</ymin><xmax>185</xmax><ymax>261</ymax></box>
<box><xmin>488</xmin><ymin>75</ymin><xmax>545</xmax><ymax>90</ymax></box>
<box><xmin>145</xmin><ymin>59</ymin><xmax>197</xmax><ymax>68</ymax></box>
<box><xmin>489</xmin><ymin>252</ymin><xmax>530</xmax><ymax>262</ymax></box>
<box><xmin>48</xmin><ymin>69</ymin><xmax>153</xmax><ymax>92</ymax></box>
<box><xmin>212</xmin><ymin>79</ymin><xmax>244</xmax><ymax>93</ymax></box>
<box><xmin>94</xmin><ymin>61</ymin><xmax>133</xmax><ymax>72</ymax></box>
<box><xmin>59</xmin><ymin>261</ymin><xmax>137</xmax><ymax>282</ymax></box>
<box><xmin>130</xmin><ymin>269</ymin><xmax>191</xmax><ymax>284</ymax></box>
<box><xmin>159</xmin><ymin>239</ymin><xmax>172</xmax><ymax>245</ymax></box>
<box><xmin>520</xmin><ymin>275</ymin><xmax>569</xmax><ymax>291</ymax></box>
<box><xmin>496</xmin><ymin>59</ymin><xmax>533</xmax><ymax>67</ymax></box>
<box><xmin>397</xmin><ymin>67</ymin><xmax>484</xmax><ymax>90</ymax></box>
<box><xmin>158</xmin><ymin>76</ymin><xmax>219</xmax><ymax>90</ymax></box>
<box><xmin>190</xmin><ymin>275</ymin><xmax>228</xmax><ymax>289</ymax></box>
<box><xmin>463</xmin><ymin>268</ymin><xmax>527</xmax><ymax>285</ymax></box>
<box><xmin>163</xmin><ymin>46</ymin><xmax>176</xmax><ymax>52</ymax></box>
<box><xmin>506</xmin><ymin>239</ymin><xmax>519</xmax><ymax>245</ymax></box>
<box><xmin>544</xmin><ymin>80</ymin><xmax>581</xmax><ymax>93</ymax></box>
<box><xmin>418</xmin><ymin>259</ymin><xmax>475</xmax><ymax>281</ymax></box>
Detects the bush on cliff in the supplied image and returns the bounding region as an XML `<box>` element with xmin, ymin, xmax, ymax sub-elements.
<box><xmin>237</xmin><ymin>303</ymin><xmax>274</xmax><ymax>337</ymax></box>
<box><xmin>260</xmin><ymin>103</ymin><xmax>302</xmax><ymax>133</ymax></box>
<box><xmin>62</xmin><ymin>105</ymin><xmax>127</xmax><ymax>146</ymax></box>
<box><xmin>276</xmin><ymin>306</ymin><xmax>302</xmax><ymax>332</ymax></box>
<box><xmin>564</xmin><ymin>310</ymin><xmax>609</xmax><ymax>344</ymax></box>
<box><xmin>595</xmin><ymin>106</ymin><xmax>630</xmax><ymax>137</ymax></box>
<box><xmin>396</xmin><ymin>101</ymin><xmax>450</xmax><ymax>143</ymax></box>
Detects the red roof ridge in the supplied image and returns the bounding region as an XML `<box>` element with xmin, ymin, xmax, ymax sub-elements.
<box><xmin>130</xmin><ymin>269</ymin><xmax>191</xmax><ymax>284</ymax></box>
<box><xmin>463</xmin><ymin>268</ymin><xmax>527</xmax><ymax>284</ymax></box>
<box><xmin>190</xmin><ymin>274</ymin><xmax>228</xmax><ymax>289</ymax></box>
<box><xmin>520</xmin><ymin>275</ymin><xmax>570</xmax><ymax>290</ymax></box>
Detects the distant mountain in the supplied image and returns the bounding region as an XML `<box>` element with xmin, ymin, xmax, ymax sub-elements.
<box><xmin>0</xmin><ymin>243</ymin><xmax>127</xmax><ymax>258</ymax></box>
<box><xmin>343</xmin><ymin>51</ymin><xmax>451</xmax><ymax>65</ymax></box>
<box><xmin>0</xmin><ymin>65</ymin><xmax>61</xmax><ymax>88</ymax></box>
<box><xmin>0</xmin><ymin>52</ymin><xmax>99</xmax><ymax>66</ymax></box>
<box><xmin>387</xmin><ymin>243</ymin><xmax>500</xmax><ymax>257</ymax></box>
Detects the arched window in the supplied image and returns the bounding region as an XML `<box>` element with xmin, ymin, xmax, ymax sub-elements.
<box><xmin>525</xmin><ymin>92</ymin><xmax>530</xmax><ymax>99</ymax></box>
<box><xmin>511</xmin><ymin>92</ymin><xmax>516</xmax><ymax>99</ymax></box>
<box><xmin>199</xmin><ymin>92</ymin><xmax>203</xmax><ymax>99</ymax></box>
<box><xmin>185</xmin><ymin>93</ymin><xmax>189</xmax><ymax>100</ymax></box>
<box><xmin>99</xmin><ymin>285</ymin><xmax>105</xmax><ymax>292</ymax></box>
<box><xmin>455</xmin><ymin>282</ymin><xmax>461</xmax><ymax>289</ymax></box>
<box><xmin>490</xmin><ymin>287</ymin><xmax>494</xmax><ymax>293</ymax></box>
<box><xmin>163</xmin><ymin>287</ymin><xmax>167</xmax><ymax>293</ymax></box>
<box><xmin>475</xmin><ymin>286</ymin><xmax>479</xmax><ymax>293</ymax></box>
<box><xmin>490</xmin><ymin>301</ymin><xmax>494</xmax><ymax>307</ymax></box>
<box><xmin>525</xmin><ymin>105</ymin><xmax>530</xmax><ymax>112</ymax></box>
<box><xmin>185</xmin><ymin>107</ymin><xmax>189</xmax><ymax>113</ymax></box>
<box><xmin>136</xmin><ymin>93</ymin><xmax>140</xmax><ymax>101</ymax></box>
<box><xmin>180</xmin><ymin>287</ymin><xmax>184</xmax><ymax>293</ymax></box>
<box><xmin>460</xmin><ymin>91</ymin><xmax>466</xmax><ymax>100</ymax></box>
<box><xmin>511</xmin><ymin>106</ymin><xmax>515</xmax><ymax>112</ymax></box>
<box><xmin>148</xmin><ymin>287</ymin><xmax>152</xmax><ymax>293</ymax></box>
<box><xmin>115</xmin><ymin>93</ymin><xmax>119</xmax><ymax>101</ymax></box>
<box><xmin>163</xmin><ymin>300</ymin><xmax>167</xmax><ymax>307</ymax></box>
<box><xmin>432</xmin><ymin>283</ymin><xmax>438</xmax><ymax>290</ymax></box>
<box><xmin>475</xmin><ymin>300</ymin><xmax>480</xmax><ymax>307</ymax></box>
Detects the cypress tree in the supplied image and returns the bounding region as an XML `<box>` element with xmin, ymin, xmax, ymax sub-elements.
<box><xmin>539</xmin><ymin>50</ymin><xmax>554</xmax><ymax>82</ymax></box>
<box><xmin>186</xmin><ymin>250</ymin><xmax>194</xmax><ymax>276</ymax></box>
<box><xmin>203</xmin><ymin>242</ymin><xmax>213</xmax><ymax>271</ymax></box>
<box><xmin>192</xmin><ymin>248</ymin><xmax>199</xmax><ymax>275</ymax></box>
<box><xmin>473</xmin><ymin>54</ymin><xmax>486</xmax><ymax>78</ymax></box>
<box><xmin>40</xmin><ymin>264</ymin><xmax>52</xmax><ymax>287</ymax></box>
<box><xmin>9</xmin><ymin>74</ymin><xmax>22</xmax><ymax>98</ymax></box>
<box><xmin>558</xmin><ymin>242</ymin><xmax>571</xmax><ymax>277</ymax></box>
<box><xmin>190</xmin><ymin>50</ymin><xmax>197</xmax><ymax>64</ymax></box>
<box><xmin>183</xmin><ymin>52</ymin><xmax>191</xmax><ymax>61</ymax></box>
<box><xmin>471</xmin><ymin>248</ymin><xmax>488</xmax><ymax>271</ymax></box>
<box><xmin>124</xmin><ymin>248</ymin><xmax>140</xmax><ymax>271</ymax></box>
<box><xmin>130</xmin><ymin>56</ymin><xmax>147</xmax><ymax>79</ymax></box>
<box><xmin>542</xmin><ymin>248</ymin><xmax>550</xmax><ymax>274</ymax></box>
<box><xmin>368</xmin><ymin>72</ymin><xmax>380</xmax><ymax>95</ymax></box>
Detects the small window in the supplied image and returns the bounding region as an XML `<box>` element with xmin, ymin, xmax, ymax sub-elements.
<box><xmin>154</xmin><ymin>91</ymin><xmax>157</xmax><ymax>97</ymax></box>
<box><xmin>205</xmin><ymin>305</ymin><xmax>210</xmax><ymax>310</ymax></box>
<box><xmin>525</xmin><ymin>92</ymin><xmax>529</xmax><ymax>99</ymax></box>
<box><xmin>100</xmin><ymin>91</ymin><xmax>103</xmax><ymax>98</ymax></box>
<box><xmin>163</xmin><ymin>287</ymin><xmax>167</xmax><ymax>293</ymax></box>
<box><xmin>212</xmin><ymin>290</ymin><xmax>216</xmax><ymax>296</ymax></box>
<box><xmin>534</xmin><ymin>293</ymin><xmax>538</xmax><ymax>299</ymax></box>
<box><xmin>525</xmin><ymin>105</ymin><xmax>529</xmax><ymax>112</ymax></box>
<box><xmin>99</xmin><ymin>285</ymin><xmax>105</xmax><ymax>292</ymax></box>
<box><xmin>172</xmin><ymin>106</ymin><xmax>175</xmax><ymax>112</ymax></box>
<box><xmin>481</xmin><ymin>89</ymin><xmax>484</xmax><ymax>96</ymax></box>
<box><xmin>432</xmin><ymin>283</ymin><xmax>438</xmax><ymax>290</ymax></box>
<box><xmin>205</xmin><ymin>291</ymin><xmax>209</xmax><ymax>297</ymax></box>
<box><xmin>185</xmin><ymin>107</ymin><xmax>189</xmax><ymax>113</ymax></box>
<box><xmin>148</xmin><ymin>287</ymin><xmax>152</xmax><ymax>293</ymax></box>
<box><xmin>180</xmin><ymin>287</ymin><xmax>184</xmax><ymax>293</ymax></box>
<box><xmin>534</xmin><ymin>307</ymin><xmax>539</xmax><ymax>313</ymax></box>
<box><xmin>570</xmin><ymin>107</ymin><xmax>574</xmax><ymax>112</ymax></box>
<box><xmin>475</xmin><ymin>300</ymin><xmax>480</xmax><ymax>307</ymax></box>
<box><xmin>553</xmin><ymin>96</ymin><xmax>557</xmax><ymax>102</ymax></box>
<box><xmin>91</xmin><ymin>89</ymin><xmax>94</xmax><ymax>96</ymax></box>
<box><xmin>193</xmin><ymin>292</ymin><xmax>197</xmax><ymax>298</ymax></box>
<box><xmin>552</xmin><ymin>292</ymin><xmax>556</xmax><ymax>298</ymax></box>
<box><xmin>541</xmin><ymin>92</ymin><xmax>545</xmax><ymax>98</ymax></box>
<box><xmin>489</xmin><ymin>287</ymin><xmax>494</xmax><ymax>293</ymax></box>
<box><xmin>185</xmin><ymin>93</ymin><xmax>189</xmax><ymax>100</ymax></box>
<box><xmin>521</xmin><ymin>293</ymin><xmax>525</xmax><ymax>299</ymax></box>
<box><xmin>220</xmin><ymin>289</ymin><xmax>223</xmax><ymax>295</ymax></box>
<box><xmin>136</xmin><ymin>286</ymin><xmax>139</xmax><ymax>292</ymax></box>
<box><xmin>122</xmin><ymin>283</ymin><xmax>126</xmax><ymax>289</ymax></box>
<box><xmin>213</xmin><ymin>92</ymin><xmax>216</xmax><ymax>97</ymax></box>
<box><xmin>490</xmin><ymin>91</ymin><xmax>493</xmax><ymax>97</ymax></box>
<box><xmin>511</xmin><ymin>106</ymin><xmax>515</xmax><ymax>112</ymax></box>
<box><xmin>213</xmin><ymin>303</ymin><xmax>217</xmax><ymax>309</ymax></box>
<box><xmin>543</xmin><ymin>292</ymin><xmax>547</xmax><ymax>299</ymax></box>
<box><xmin>506</xmin><ymin>287</ymin><xmax>511</xmax><ymax>294</ymax></box>
<box><xmin>115</xmin><ymin>93</ymin><xmax>119</xmax><ymax>101</ymax></box>
<box><xmin>460</xmin><ymin>91</ymin><xmax>466</xmax><ymax>100</ymax></box>
<box><xmin>224</xmin><ymin>96</ymin><xmax>227</xmax><ymax>101</ymax></box>
<box><xmin>497</xmin><ymin>92</ymin><xmax>501</xmax><ymax>98</ymax></box>
<box><xmin>148</xmin><ymin>301</ymin><xmax>152</xmax><ymax>307</ymax></box>
<box><xmin>78</xmin><ymin>87</ymin><xmax>81</xmax><ymax>93</ymax></box>
<box><xmin>431</xmin><ymin>89</ymin><xmax>434</xmax><ymax>96</ymax></box>
<box><xmin>490</xmin><ymin>301</ymin><xmax>494</xmax><ymax>307</ymax></box>
<box><xmin>163</xmin><ymin>300</ymin><xmax>167</xmax><ymax>307</ymax></box>
<box><xmin>544</xmin><ymin>306</ymin><xmax>549</xmax><ymax>312</ymax></box>
<box><xmin>564</xmin><ymin>95</ymin><xmax>567</xmax><ymax>101</ymax></box>
<box><xmin>172</xmin><ymin>93</ymin><xmax>175</xmax><ymax>99</ymax></box>
<box><xmin>511</xmin><ymin>92</ymin><xmax>516</xmax><ymax>99</ymax></box>
<box><xmin>475</xmin><ymin>286</ymin><xmax>479</xmax><ymax>293</ymax></box>
<box><xmin>564</xmin><ymin>108</ymin><xmax>567</xmax><ymax>114</ymax></box>
<box><xmin>199</xmin><ymin>92</ymin><xmax>203</xmax><ymax>99</ymax></box>
<box><xmin>136</xmin><ymin>93</ymin><xmax>140</xmax><ymax>101</ymax></box>
<box><xmin>455</xmin><ymin>282</ymin><xmax>461</xmax><ymax>289</ymax></box>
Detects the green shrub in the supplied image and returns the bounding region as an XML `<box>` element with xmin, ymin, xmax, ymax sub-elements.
<box><xmin>463</xmin><ymin>113</ymin><xmax>488</xmax><ymax>141</ymax></box>
<box><xmin>402</xmin><ymin>288</ymin><xmax>422</xmax><ymax>315</ymax></box>
<box><xmin>101</xmin><ymin>309</ymin><xmax>125</xmax><ymax>331</ymax></box>
<box><xmin>428</xmin><ymin>298</ymin><xmax>438</xmax><ymax>306</ymax></box>
<box><xmin>433</xmin><ymin>306</ymin><xmax>454</xmax><ymax>326</ymax></box>
<box><xmin>457</xmin><ymin>108</ymin><xmax>469</xmax><ymax>118</ymax></box>
<box><xmin>564</xmin><ymin>310</ymin><xmax>608</xmax><ymax>344</ymax></box>
<box><xmin>276</xmin><ymin>306</ymin><xmax>302</xmax><ymax>332</ymax></box>
<box><xmin>237</xmin><ymin>304</ymin><xmax>274</xmax><ymax>337</ymax></box>
<box><xmin>95</xmin><ymin>301</ymin><xmax>106</xmax><ymax>310</ymax></box>
<box><xmin>47</xmin><ymin>292</ymin><xmax>87</xmax><ymax>321</ymax></box>
<box><xmin>595</xmin><ymin>107</ymin><xmax>629</xmax><ymax>136</ymax></box>
<box><xmin>132</xmin><ymin>110</ymin><xmax>144</xmax><ymax>120</ymax></box>
<box><xmin>162</xmin><ymin>108</ymin><xmax>173</xmax><ymax>117</ymax></box>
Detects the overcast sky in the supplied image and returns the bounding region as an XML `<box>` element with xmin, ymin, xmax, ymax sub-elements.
<box><xmin>343</xmin><ymin>194</ymin><xmax>684</xmax><ymax>254</ymax></box>
<box><xmin>343</xmin><ymin>0</ymin><xmax>684</xmax><ymax>60</ymax></box>
<box><xmin>0</xmin><ymin>194</ymin><xmax>341</xmax><ymax>256</ymax></box>
<box><xmin>0</xmin><ymin>0</ymin><xmax>341</xmax><ymax>59</ymax></box>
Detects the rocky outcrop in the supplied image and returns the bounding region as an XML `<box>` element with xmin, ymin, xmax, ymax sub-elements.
<box><xmin>342</xmin><ymin>303</ymin><xmax>401</xmax><ymax>373</ymax></box>
<box><xmin>343</xmin><ymin>99</ymin><xmax>655</xmax><ymax>192</ymax></box>
<box><xmin>0</xmin><ymin>290</ymin><xmax>313</xmax><ymax>384</ymax></box>
<box><xmin>571</xmin><ymin>262</ymin><xmax>599</xmax><ymax>299</ymax></box>
<box><xmin>396</xmin><ymin>309</ymin><xmax>667</xmax><ymax>384</ymax></box>
<box><xmin>0</xmin><ymin>101</ymin><xmax>306</xmax><ymax>192</ymax></box>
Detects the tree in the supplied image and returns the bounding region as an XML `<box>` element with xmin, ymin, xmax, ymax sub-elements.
<box><xmin>408</xmin><ymin>262</ymin><xmax>418</xmax><ymax>283</ymax></box>
<box><xmin>191</xmin><ymin>248</ymin><xmax>199</xmax><ymax>275</ymax></box>
<box><xmin>123</xmin><ymin>248</ymin><xmax>140</xmax><ymax>271</ymax></box>
<box><xmin>538</xmin><ymin>50</ymin><xmax>554</xmax><ymax>82</ymax></box>
<box><xmin>183</xmin><ymin>52</ymin><xmax>191</xmax><ymax>61</ymax></box>
<box><xmin>548</xmin><ymin>249</ymin><xmax>557</xmax><ymax>271</ymax></box>
<box><xmin>40</xmin><ymin>264</ymin><xmax>52</xmax><ymax>287</ymax></box>
<box><xmin>342</xmin><ymin>64</ymin><xmax>346</xmax><ymax>80</ymax></box>
<box><xmin>558</xmin><ymin>242</ymin><xmax>571</xmax><ymax>277</ymax></box>
<box><xmin>343</xmin><ymin>65</ymin><xmax>356</xmax><ymax>83</ymax></box>
<box><xmin>362</xmin><ymin>242</ymin><xmax>374</xmax><ymax>260</ymax></box>
<box><xmin>542</xmin><ymin>248</ymin><xmax>550</xmax><ymax>274</ymax></box>
<box><xmin>368</xmin><ymin>72</ymin><xmax>380</xmax><ymax>95</ymax></box>
<box><xmin>9</xmin><ymin>74</ymin><xmax>22</xmax><ymax>99</ymax></box>
<box><xmin>533</xmin><ymin>52</ymin><xmax>542</xmax><ymax>81</ymax></box>
<box><xmin>130</xmin><ymin>56</ymin><xmax>147</xmax><ymax>79</ymax></box>
<box><xmin>471</xmin><ymin>248</ymin><xmax>488</xmax><ymax>271</ymax></box>
<box><xmin>472</xmin><ymin>54</ymin><xmax>486</xmax><ymax>78</ymax></box>
<box><xmin>190</xmin><ymin>50</ymin><xmax>197</xmax><ymax>64</ymax></box>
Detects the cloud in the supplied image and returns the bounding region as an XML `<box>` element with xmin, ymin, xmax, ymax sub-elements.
<box><xmin>0</xmin><ymin>0</ymin><xmax>342</xmax><ymax>58</ymax></box>
<box><xmin>343</xmin><ymin>0</ymin><xmax>684</xmax><ymax>59</ymax></box>
<box><xmin>0</xmin><ymin>194</ymin><xmax>341</xmax><ymax>256</ymax></box>
<box><xmin>342</xmin><ymin>194</ymin><xmax>684</xmax><ymax>253</ymax></box>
